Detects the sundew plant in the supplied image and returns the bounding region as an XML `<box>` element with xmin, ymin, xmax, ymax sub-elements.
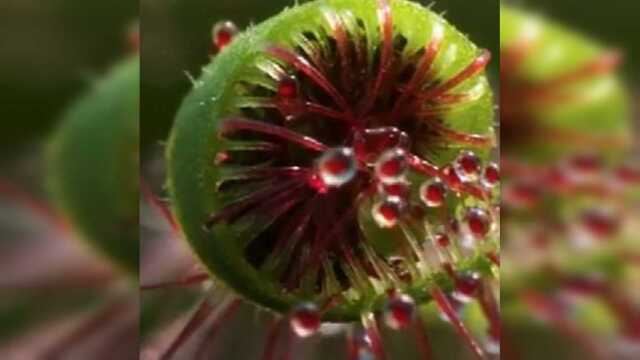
<box><xmin>142</xmin><ymin>0</ymin><xmax>500</xmax><ymax>359</ymax></box>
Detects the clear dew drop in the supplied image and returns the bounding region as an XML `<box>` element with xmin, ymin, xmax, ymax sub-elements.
<box><xmin>481</xmin><ymin>162</ymin><xmax>500</xmax><ymax>188</ymax></box>
<box><xmin>290</xmin><ymin>302</ymin><xmax>321</xmax><ymax>338</ymax></box>
<box><xmin>372</xmin><ymin>196</ymin><xmax>405</xmax><ymax>228</ymax></box>
<box><xmin>384</xmin><ymin>292</ymin><xmax>416</xmax><ymax>330</ymax></box>
<box><xmin>316</xmin><ymin>147</ymin><xmax>357</xmax><ymax>188</ymax></box>
<box><xmin>419</xmin><ymin>178</ymin><xmax>447</xmax><ymax>207</ymax></box>
<box><xmin>374</xmin><ymin>148</ymin><xmax>409</xmax><ymax>184</ymax></box>
<box><xmin>211</xmin><ymin>20</ymin><xmax>238</xmax><ymax>53</ymax></box>
<box><xmin>452</xmin><ymin>271</ymin><xmax>481</xmax><ymax>303</ymax></box>
<box><xmin>277</xmin><ymin>75</ymin><xmax>298</xmax><ymax>99</ymax></box>
<box><xmin>435</xmin><ymin>233</ymin><xmax>450</xmax><ymax>248</ymax></box>
<box><xmin>462</xmin><ymin>207</ymin><xmax>492</xmax><ymax>240</ymax></box>
<box><xmin>453</xmin><ymin>151</ymin><xmax>481</xmax><ymax>182</ymax></box>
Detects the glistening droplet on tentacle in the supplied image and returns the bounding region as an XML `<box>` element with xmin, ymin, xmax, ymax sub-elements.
<box><xmin>290</xmin><ymin>302</ymin><xmax>322</xmax><ymax>338</ymax></box>
<box><xmin>211</xmin><ymin>20</ymin><xmax>238</xmax><ymax>54</ymax></box>
<box><xmin>315</xmin><ymin>146</ymin><xmax>358</xmax><ymax>189</ymax></box>
<box><xmin>454</xmin><ymin>151</ymin><xmax>482</xmax><ymax>183</ymax></box>
<box><xmin>383</xmin><ymin>291</ymin><xmax>416</xmax><ymax>330</ymax></box>
<box><xmin>419</xmin><ymin>178</ymin><xmax>447</xmax><ymax>207</ymax></box>
<box><xmin>482</xmin><ymin>162</ymin><xmax>500</xmax><ymax>188</ymax></box>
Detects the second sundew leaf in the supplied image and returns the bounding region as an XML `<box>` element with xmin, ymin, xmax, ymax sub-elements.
<box><xmin>167</xmin><ymin>0</ymin><xmax>498</xmax><ymax>322</ymax></box>
<box><xmin>500</xmin><ymin>5</ymin><xmax>631</xmax><ymax>161</ymax></box>
<box><xmin>48</xmin><ymin>56</ymin><xmax>140</xmax><ymax>277</ymax></box>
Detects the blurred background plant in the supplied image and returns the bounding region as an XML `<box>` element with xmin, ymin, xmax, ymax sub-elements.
<box><xmin>0</xmin><ymin>1</ymin><xmax>139</xmax><ymax>358</ymax></box>
<box><xmin>500</xmin><ymin>1</ymin><xmax>640</xmax><ymax>359</ymax></box>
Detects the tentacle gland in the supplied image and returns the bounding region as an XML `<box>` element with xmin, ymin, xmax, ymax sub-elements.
<box><xmin>168</xmin><ymin>0</ymin><xmax>497</xmax><ymax>322</ymax></box>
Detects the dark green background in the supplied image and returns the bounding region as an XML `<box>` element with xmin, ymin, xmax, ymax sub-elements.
<box><xmin>0</xmin><ymin>0</ymin><xmax>137</xmax><ymax>155</ymax></box>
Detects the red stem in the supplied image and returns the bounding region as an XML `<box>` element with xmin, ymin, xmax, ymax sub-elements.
<box><xmin>160</xmin><ymin>299</ymin><xmax>215</xmax><ymax>360</ymax></box>
<box><xmin>141</xmin><ymin>177</ymin><xmax>179</xmax><ymax>232</ymax></box>
<box><xmin>0</xmin><ymin>178</ymin><xmax>68</xmax><ymax>233</ymax></box>
<box><xmin>140</xmin><ymin>272</ymin><xmax>210</xmax><ymax>291</ymax></box>
<box><xmin>431</xmin><ymin>286</ymin><xmax>487</xmax><ymax>360</ymax></box>
<box><xmin>194</xmin><ymin>299</ymin><xmax>242</xmax><ymax>360</ymax></box>
<box><xmin>418</xmin><ymin>50</ymin><xmax>491</xmax><ymax>102</ymax></box>
<box><xmin>267</xmin><ymin>46</ymin><xmax>353</xmax><ymax>118</ymax></box>
<box><xmin>413</xmin><ymin>317</ymin><xmax>434</xmax><ymax>360</ymax></box>
<box><xmin>220</xmin><ymin>117</ymin><xmax>329</xmax><ymax>152</ymax></box>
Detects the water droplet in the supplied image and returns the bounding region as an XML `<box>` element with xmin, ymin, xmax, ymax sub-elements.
<box><xmin>278</xmin><ymin>75</ymin><xmax>298</xmax><ymax>99</ymax></box>
<box><xmin>372</xmin><ymin>197</ymin><xmax>405</xmax><ymax>228</ymax></box>
<box><xmin>420</xmin><ymin>178</ymin><xmax>447</xmax><ymax>207</ymax></box>
<box><xmin>454</xmin><ymin>151</ymin><xmax>481</xmax><ymax>182</ymax></box>
<box><xmin>463</xmin><ymin>207</ymin><xmax>492</xmax><ymax>240</ymax></box>
<box><xmin>375</xmin><ymin>148</ymin><xmax>408</xmax><ymax>184</ymax></box>
<box><xmin>384</xmin><ymin>292</ymin><xmax>415</xmax><ymax>330</ymax></box>
<box><xmin>504</xmin><ymin>181</ymin><xmax>541</xmax><ymax>208</ymax></box>
<box><xmin>482</xmin><ymin>162</ymin><xmax>499</xmax><ymax>188</ymax></box>
<box><xmin>316</xmin><ymin>147</ymin><xmax>357</xmax><ymax>187</ymax></box>
<box><xmin>290</xmin><ymin>302</ymin><xmax>321</xmax><ymax>337</ymax></box>
<box><xmin>580</xmin><ymin>209</ymin><xmax>620</xmax><ymax>238</ymax></box>
<box><xmin>211</xmin><ymin>21</ymin><xmax>238</xmax><ymax>53</ymax></box>
<box><xmin>452</xmin><ymin>271</ymin><xmax>481</xmax><ymax>303</ymax></box>
<box><xmin>435</xmin><ymin>233</ymin><xmax>450</xmax><ymax>248</ymax></box>
<box><xmin>353</xmin><ymin>127</ymin><xmax>410</xmax><ymax>165</ymax></box>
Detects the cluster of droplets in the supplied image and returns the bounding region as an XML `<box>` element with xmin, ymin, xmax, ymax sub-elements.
<box><xmin>286</xmin><ymin>282</ymin><xmax>499</xmax><ymax>360</ymax></box>
<box><xmin>368</xmin><ymin>148</ymin><xmax>499</xmax><ymax>246</ymax></box>
<box><xmin>503</xmin><ymin>153</ymin><xmax>639</xmax><ymax>246</ymax></box>
<box><xmin>501</xmin><ymin>153</ymin><xmax>640</xmax><ymax>358</ymax></box>
<box><xmin>287</xmin><ymin>127</ymin><xmax>500</xmax><ymax>357</ymax></box>
<box><xmin>287</xmin><ymin>291</ymin><xmax>418</xmax><ymax>338</ymax></box>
